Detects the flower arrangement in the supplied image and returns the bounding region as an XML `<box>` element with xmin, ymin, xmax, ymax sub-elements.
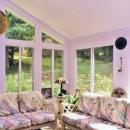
<box><xmin>0</xmin><ymin>11</ymin><xmax>9</xmax><ymax>34</ymax></box>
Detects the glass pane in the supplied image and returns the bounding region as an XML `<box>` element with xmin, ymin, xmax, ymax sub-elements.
<box><xmin>54</xmin><ymin>50</ymin><xmax>63</xmax><ymax>96</ymax></box>
<box><xmin>5</xmin><ymin>10</ymin><xmax>35</xmax><ymax>41</ymax></box>
<box><xmin>42</xmin><ymin>32</ymin><xmax>61</xmax><ymax>44</ymax></box>
<box><xmin>42</xmin><ymin>49</ymin><xmax>52</xmax><ymax>88</ymax></box>
<box><xmin>21</xmin><ymin>48</ymin><xmax>33</xmax><ymax>91</ymax></box>
<box><xmin>6</xmin><ymin>46</ymin><xmax>19</xmax><ymax>92</ymax></box>
<box><xmin>77</xmin><ymin>49</ymin><xmax>91</xmax><ymax>93</ymax></box>
<box><xmin>94</xmin><ymin>46</ymin><xmax>113</xmax><ymax>94</ymax></box>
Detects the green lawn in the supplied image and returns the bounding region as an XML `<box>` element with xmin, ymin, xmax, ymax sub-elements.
<box><xmin>6</xmin><ymin>57</ymin><xmax>112</xmax><ymax>95</ymax></box>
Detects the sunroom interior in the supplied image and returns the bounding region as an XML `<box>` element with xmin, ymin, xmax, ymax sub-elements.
<box><xmin>0</xmin><ymin>0</ymin><xmax>130</xmax><ymax>129</ymax></box>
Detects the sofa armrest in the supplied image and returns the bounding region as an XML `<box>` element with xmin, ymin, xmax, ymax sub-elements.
<box><xmin>42</xmin><ymin>98</ymin><xmax>58</xmax><ymax>117</ymax></box>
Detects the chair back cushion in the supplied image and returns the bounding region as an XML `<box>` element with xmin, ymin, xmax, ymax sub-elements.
<box><xmin>98</xmin><ymin>97</ymin><xmax>127</xmax><ymax>125</ymax></box>
<box><xmin>18</xmin><ymin>91</ymin><xmax>47</xmax><ymax>113</ymax></box>
<box><xmin>77</xmin><ymin>93</ymin><xmax>99</xmax><ymax>116</ymax></box>
<box><xmin>0</xmin><ymin>93</ymin><xmax>19</xmax><ymax>116</ymax></box>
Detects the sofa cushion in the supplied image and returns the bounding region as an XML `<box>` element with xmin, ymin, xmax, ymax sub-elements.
<box><xmin>119</xmin><ymin>128</ymin><xmax>130</xmax><ymax>130</ymax></box>
<box><xmin>18</xmin><ymin>91</ymin><xmax>47</xmax><ymax>112</ymax></box>
<box><xmin>98</xmin><ymin>97</ymin><xmax>127</xmax><ymax>125</ymax></box>
<box><xmin>88</xmin><ymin>123</ymin><xmax>120</xmax><ymax>130</ymax></box>
<box><xmin>0</xmin><ymin>117</ymin><xmax>13</xmax><ymax>129</ymax></box>
<box><xmin>6</xmin><ymin>113</ymin><xmax>31</xmax><ymax>129</ymax></box>
<box><xmin>24</xmin><ymin>111</ymin><xmax>55</xmax><ymax>125</ymax></box>
<box><xmin>124</xmin><ymin>101</ymin><xmax>130</xmax><ymax>128</ymax></box>
<box><xmin>0</xmin><ymin>93</ymin><xmax>19</xmax><ymax>117</ymax></box>
<box><xmin>0</xmin><ymin>114</ymin><xmax>31</xmax><ymax>130</ymax></box>
<box><xmin>77</xmin><ymin>93</ymin><xmax>99</xmax><ymax>116</ymax></box>
<box><xmin>62</xmin><ymin>112</ymin><xmax>104</xmax><ymax>130</ymax></box>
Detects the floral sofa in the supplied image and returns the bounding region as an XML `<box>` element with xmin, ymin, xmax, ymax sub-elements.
<box><xmin>0</xmin><ymin>91</ymin><xmax>58</xmax><ymax>130</ymax></box>
<box><xmin>61</xmin><ymin>92</ymin><xmax>130</xmax><ymax>130</ymax></box>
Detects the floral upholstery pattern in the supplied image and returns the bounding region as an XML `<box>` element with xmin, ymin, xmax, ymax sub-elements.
<box><xmin>62</xmin><ymin>112</ymin><xmax>123</xmax><ymax>130</ymax></box>
<box><xmin>0</xmin><ymin>114</ymin><xmax>31</xmax><ymax>130</ymax></box>
<box><xmin>0</xmin><ymin>93</ymin><xmax>19</xmax><ymax>117</ymax></box>
<box><xmin>18</xmin><ymin>91</ymin><xmax>47</xmax><ymax>112</ymax></box>
<box><xmin>97</xmin><ymin>97</ymin><xmax>127</xmax><ymax>125</ymax></box>
<box><xmin>119</xmin><ymin>128</ymin><xmax>130</xmax><ymax>130</ymax></box>
<box><xmin>77</xmin><ymin>93</ymin><xmax>99</xmax><ymax>116</ymax></box>
<box><xmin>24</xmin><ymin>111</ymin><xmax>55</xmax><ymax>125</ymax></box>
<box><xmin>124</xmin><ymin>102</ymin><xmax>130</xmax><ymax>128</ymax></box>
<box><xmin>88</xmin><ymin>123</ymin><xmax>120</xmax><ymax>130</ymax></box>
<box><xmin>0</xmin><ymin>117</ymin><xmax>13</xmax><ymax>129</ymax></box>
<box><xmin>6</xmin><ymin>113</ymin><xmax>31</xmax><ymax>129</ymax></box>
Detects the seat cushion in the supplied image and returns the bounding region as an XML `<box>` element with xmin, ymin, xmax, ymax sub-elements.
<box><xmin>98</xmin><ymin>97</ymin><xmax>127</xmax><ymax>125</ymax></box>
<box><xmin>6</xmin><ymin>113</ymin><xmax>31</xmax><ymax>129</ymax></box>
<box><xmin>62</xmin><ymin>112</ymin><xmax>123</xmax><ymax>130</ymax></box>
<box><xmin>18</xmin><ymin>91</ymin><xmax>47</xmax><ymax>113</ymax></box>
<box><xmin>77</xmin><ymin>93</ymin><xmax>99</xmax><ymax>116</ymax></box>
<box><xmin>0</xmin><ymin>93</ymin><xmax>19</xmax><ymax>117</ymax></box>
<box><xmin>62</xmin><ymin>112</ymin><xmax>104</xmax><ymax>130</ymax></box>
<box><xmin>0</xmin><ymin>114</ymin><xmax>31</xmax><ymax>130</ymax></box>
<box><xmin>88</xmin><ymin>123</ymin><xmax>120</xmax><ymax>130</ymax></box>
<box><xmin>0</xmin><ymin>117</ymin><xmax>13</xmax><ymax>129</ymax></box>
<box><xmin>24</xmin><ymin>111</ymin><xmax>55</xmax><ymax>125</ymax></box>
<box><xmin>119</xmin><ymin>128</ymin><xmax>130</xmax><ymax>130</ymax></box>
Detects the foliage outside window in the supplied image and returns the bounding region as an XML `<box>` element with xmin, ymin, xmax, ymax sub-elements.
<box><xmin>6</xmin><ymin>47</ymin><xmax>19</xmax><ymax>92</ymax></box>
<box><xmin>54</xmin><ymin>50</ymin><xmax>63</xmax><ymax>96</ymax></box>
<box><xmin>21</xmin><ymin>48</ymin><xmax>33</xmax><ymax>91</ymax></box>
<box><xmin>94</xmin><ymin>46</ymin><xmax>113</xmax><ymax>94</ymax></box>
<box><xmin>42</xmin><ymin>32</ymin><xmax>61</xmax><ymax>44</ymax></box>
<box><xmin>5</xmin><ymin>10</ymin><xmax>35</xmax><ymax>41</ymax></box>
<box><xmin>77</xmin><ymin>49</ymin><xmax>91</xmax><ymax>93</ymax></box>
<box><xmin>42</xmin><ymin>49</ymin><xmax>52</xmax><ymax>88</ymax></box>
<box><xmin>6</xmin><ymin>46</ymin><xmax>33</xmax><ymax>92</ymax></box>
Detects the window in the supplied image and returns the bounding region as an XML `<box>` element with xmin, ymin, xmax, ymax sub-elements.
<box><xmin>54</xmin><ymin>50</ymin><xmax>63</xmax><ymax>96</ymax></box>
<box><xmin>5</xmin><ymin>10</ymin><xmax>35</xmax><ymax>41</ymax></box>
<box><xmin>42</xmin><ymin>49</ymin><xmax>63</xmax><ymax>96</ymax></box>
<box><xmin>6</xmin><ymin>46</ymin><xmax>33</xmax><ymax>92</ymax></box>
<box><xmin>42</xmin><ymin>49</ymin><xmax>52</xmax><ymax>88</ymax></box>
<box><xmin>42</xmin><ymin>32</ymin><xmax>61</xmax><ymax>44</ymax></box>
<box><xmin>77</xmin><ymin>46</ymin><xmax>113</xmax><ymax>94</ymax></box>
<box><xmin>6</xmin><ymin>47</ymin><xmax>19</xmax><ymax>92</ymax></box>
<box><xmin>21</xmin><ymin>48</ymin><xmax>33</xmax><ymax>91</ymax></box>
<box><xmin>77</xmin><ymin>49</ymin><xmax>91</xmax><ymax>92</ymax></box>
<box><xmin>94</xmin><ymin>46</ymin><xmax>113</xmax><ymax>94</ymax></box>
